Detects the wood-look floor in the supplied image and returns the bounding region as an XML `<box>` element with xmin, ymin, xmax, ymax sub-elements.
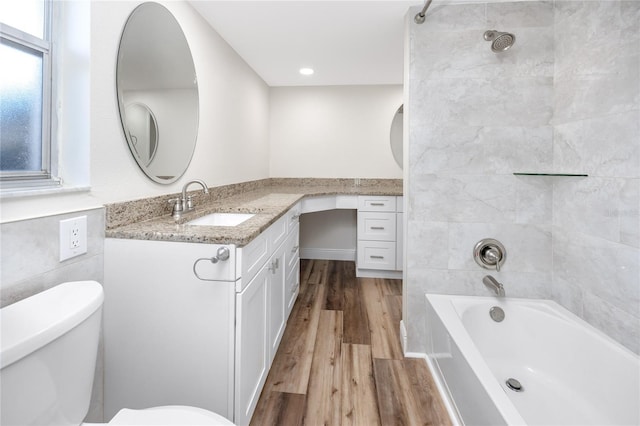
<box><xmin>250</xmin><ymin>260</ymin><xmax>452</xmax><ymax>426</ymax></box>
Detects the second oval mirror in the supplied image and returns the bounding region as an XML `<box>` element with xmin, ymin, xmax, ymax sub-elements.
<box><xmin>117</xmin><ymin>2</ymin><xmax>199</xmax><ymax>184</ymax></box>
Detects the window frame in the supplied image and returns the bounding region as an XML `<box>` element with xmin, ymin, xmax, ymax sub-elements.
<box><xmin>0</xmin><ymin>0</ymin><xmax>57</xmax><ymax>190</ymax></box>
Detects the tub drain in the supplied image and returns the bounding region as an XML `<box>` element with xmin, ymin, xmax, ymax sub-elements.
<box><xmin>506</xmin><ymin>378</ymin><xmax>523</xmax><ymax>392</ymax></box>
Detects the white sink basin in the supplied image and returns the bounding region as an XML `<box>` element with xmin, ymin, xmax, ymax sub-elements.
<box><xmin>187</xmin><ymin>213</ymin><xmax>255</xmax><ymax>227</ymax></box>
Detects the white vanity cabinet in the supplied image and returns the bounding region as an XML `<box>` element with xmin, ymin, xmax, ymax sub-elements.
<box><xmin>104</xmin><ymin>203</ymin><xmax>300</xmax><ymax>426</ymax></box>
<box><xmin>356</xmin><ymin>195</ymin><xmax>403</xmax><ymax>278</ymax></box>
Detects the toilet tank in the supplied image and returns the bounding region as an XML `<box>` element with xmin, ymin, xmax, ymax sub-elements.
<box><xmin>0</xmin><ymin>281</ymin><xmax>104</xmax><ymax>426</ymax></box>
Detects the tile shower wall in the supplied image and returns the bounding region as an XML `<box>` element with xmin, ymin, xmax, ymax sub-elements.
<box><xmin>551</xmin><ymin>1</ymin><xmax>639</xmax><ymax>352</ymax></box>
<box><xmin>0</xmin><ymin>208</ymin><xmax>105</xmax><ymax>420</ymax></box>
<box><xmin>406</xmin><ymin>1</ymin><xmax>640</xmax><ymax>354</ymax></box>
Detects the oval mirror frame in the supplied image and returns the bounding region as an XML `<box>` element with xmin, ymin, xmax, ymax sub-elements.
<box><xmin>116</xmin><ymin>2</ymin><xmax>199</xmax><ymax>184</ymax></box>
<box><xmin>390</xmin><ymin>104</ymin><xmax>403</xmax><ymax>169</ymax></box>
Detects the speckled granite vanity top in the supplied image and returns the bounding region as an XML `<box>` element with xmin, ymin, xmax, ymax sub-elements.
<box><xmin>105</xmin><ymin>178</ymin><xmax>402</xmax><ymax>246</ymax></box>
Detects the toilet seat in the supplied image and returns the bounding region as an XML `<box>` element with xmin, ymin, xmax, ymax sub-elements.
<box><xmin>90</xmin><ymin>405</ymin><xmax>234</xmax><ymax>425</ymax></box>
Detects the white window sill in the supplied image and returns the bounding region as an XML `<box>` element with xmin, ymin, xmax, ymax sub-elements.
<box><xmin>0</xmin><ymin>184</ymin><xmax>91</xmax><ymax>199</ymax></box>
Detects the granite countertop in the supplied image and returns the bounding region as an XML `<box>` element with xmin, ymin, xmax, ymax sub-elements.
<box><xmin>105</xmin><ymin>179</ymin><xmax>402</xmax><ymax>246</ymax></box>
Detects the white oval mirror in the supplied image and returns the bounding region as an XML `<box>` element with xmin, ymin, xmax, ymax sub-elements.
<box><xmin>116</xmin><ymin>2</ymin><xmax>199</xmax><ymax>184</ymax></box>
<box><xmin>390</xmin><ymin>104</ymin><xmax>403</xmax><ymax>169</ymax></box>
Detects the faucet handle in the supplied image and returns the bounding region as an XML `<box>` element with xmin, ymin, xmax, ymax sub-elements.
<box><xmin>168</xmin><ymin>198</ymin><xmax>183</xmax><ymax>211</ymax></box>
<box><xmin>168</xmin><ymin>198</ymin><xmax>183</xmax><ymax>220</ymax></box>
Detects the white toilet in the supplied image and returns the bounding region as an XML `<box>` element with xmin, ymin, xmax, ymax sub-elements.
<box><xmin>0</xmin><ymin>281</ymin><xmax>234</xmax><ymax>426</ymax></box>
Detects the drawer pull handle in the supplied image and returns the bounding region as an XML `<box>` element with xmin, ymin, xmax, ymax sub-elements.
<box><xmin>370</xmin><ymin>255</ymin><xmax>384</xmax><ymax>259</ymax></box>
<box><xmin>371</xmin><ymin>226</ymin><xmax>385</xmax><ymax>230</ymax></box>
<box><xmin>291</xmin><ymin>213</ymin><xmax>300</xmax><ymax>221</ymax></box>
<box><xmin>292</xmin><ymin>245</ymin><xmax>299</xmax><ymax>253</ymax></box>
<box><xmin>370</xmin><ymin>202</ymin><xmax>385</xmax><ymax>206</ymax></box>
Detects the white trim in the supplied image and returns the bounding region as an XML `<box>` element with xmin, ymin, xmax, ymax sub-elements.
<box><xmin>300</xmin><ymin>248</ymin><xmax>356</xmax><ymax>261</ymax></box>
<box><xmin>0</xmin><ymin>185</ymin><xmax>90</xmax><ymax>200</ymax></box>
<box><xmin>356</xmin><ymin>268</ymin><xmax>402</xmax><ymax>279</ymax></box>
<box><xmin>400</xmin><ymin>320</ymin><xmax>408</xmax><ymax>353</ymax></box>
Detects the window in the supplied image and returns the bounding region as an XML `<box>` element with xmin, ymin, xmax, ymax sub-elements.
<box><xmin>0</xmin><ymin>0</ymin><xmax>56</xmax><ymax>189</ymax></box>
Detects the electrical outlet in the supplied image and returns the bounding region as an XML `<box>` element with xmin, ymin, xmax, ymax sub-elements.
<box><xmin>60</xmin><ymin>216</ymin><xmax>88</xmax><ymax>261</ymax></box>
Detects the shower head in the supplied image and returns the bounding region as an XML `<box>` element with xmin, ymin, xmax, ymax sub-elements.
<box><xmin>483</xmin><ymin>30</ymin><xmax>516</xmax><ymax>52</ymax></box>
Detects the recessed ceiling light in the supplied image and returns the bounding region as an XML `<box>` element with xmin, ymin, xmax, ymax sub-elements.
<box><xmin>299</xmin><ymin>67</ymin><xmax>314</xmax><ymax>76</ymax></box>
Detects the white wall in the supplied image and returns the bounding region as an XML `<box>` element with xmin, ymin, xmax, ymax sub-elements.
<box><xmin>269</xmin><ymin>85</ymin><xmax>403</xmax><ymax>178</ymax></box>
<box><xmin>1</xmin><ymin>0</ymin><xmax>270</xmax><ymax>223</ymax></box>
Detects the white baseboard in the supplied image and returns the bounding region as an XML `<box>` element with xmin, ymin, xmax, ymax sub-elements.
<box><xmin>356</xmin><ymin>268</ymin><xmax>402</xmax><ymax>279</ymax></box>
<box><xmin>300</xmin><ymin>248</ymin><xmax>356</xmax><ymax>261</ymax></box>
<box><xmin>400</xmin><ymin>320</ymin><xmax>408</xmax><ymax>354</ymax></box>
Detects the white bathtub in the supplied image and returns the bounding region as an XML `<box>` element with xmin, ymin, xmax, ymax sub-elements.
<box><xmin>424</xmin><ymin>294</ymin><xmax>640</xmax><ymax>426</ymax></box>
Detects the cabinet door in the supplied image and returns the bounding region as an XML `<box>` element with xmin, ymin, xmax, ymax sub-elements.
<box><xmin>235</xmin><ymin>266</ymin><xmax>269</xmax><ymax>426</ymax></box>
<box><xmin>267</xmin><ymin>243</ymin><xmax>286</xmax><ymax>366</ymax></box>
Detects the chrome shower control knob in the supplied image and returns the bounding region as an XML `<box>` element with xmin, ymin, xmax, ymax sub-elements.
<box><xmin>473</xmin><ymin>238</ymin><xmax>507</xmax><ymax>272</ymax></box>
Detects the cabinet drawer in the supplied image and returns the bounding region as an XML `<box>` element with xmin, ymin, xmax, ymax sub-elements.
<box><xmin>285</xmin><ymin>259</ymin><xmax>300</xmax><ymax>317</ymax></box>
<box><xmin>357</xmin><ymin>212</ymin><xmax>396</xmax><ymax>241</ymax></box>
<box><xmin>357</xmin><ymin>195</ymin><xmax>396</xmax><ymax>212</ymax></box>
<box><xmin>269</xmin><ymin>215</ymin><xmax>287</xmax><ymax>250</ymax></box>
<box><xmin>285</xmin><ymin>203</ymin><xmax>301</xmax><ymax>234</ymax></box>
<box><xmin>284</xmin><ymin>223</ymin><xmax>299</xmax><ymax>276</ymax></box>
<box><xmin>357</xmin><ymin>241</ymin><xmax>397</xmax><ymax>270</ymax></box>
<box><xmin>239</xmin><ymin>232</ymin><xmax>269</xmax><ymax>289</ymax></box>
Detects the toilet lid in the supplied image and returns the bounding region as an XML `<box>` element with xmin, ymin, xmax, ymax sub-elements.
<box><xmin>109</xmin><ymin>405</ymin><xmax>235</xmax><ymax>425</ymax></box>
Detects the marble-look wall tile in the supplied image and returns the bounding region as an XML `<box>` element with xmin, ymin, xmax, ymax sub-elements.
<box><xmin>553</xmin><ymin>73</ymin><xmax>639</xmax><ymax>125</ymax></box>
<box><xmin>583</xmin><ymin>292</ymin><xmax>640</xmax><ymax>354</ymax></box>
<box><xmin>410</xmin><ymin>124</ymin><xmax>553</xmax><ymax>175</ymax></box>
<box><xmin>619</xmin><ymin>178</ymin><xmax>640</xmax><ymax>248</ymax></box>
<box><xmin>553</xmin><ymin>228</ymin><xmax>639</xmax><ymax>318</ymax></box>
<box><xmin>1</xmin><ymin>208</ymin><xmax>105</xmax><ymax>306</ymax></box>
<box><xmin>553</xmin><ymin>111</ymin><xmax>640</xmax><ymax>178</ymax></box>
<box><xmin>550</xmin><ymin>0</ymin><xmax>640</xmax><ymax>354</ymax></box>
<box><xmin>413</xmin><ymin>77</ymin><xmax>553</xmax><ymax>127</ymax></box>
<box><xmin>412</xmin><ymin>27</ymin><xmax>553</xmax><ymax>79</ymax></box>
<box><xmin>405</xmin><ymin>220</ymin><xmax>449</xmax><ymax>269</ymax></box>
<box><xmin>553</xmin><ymin>177</ymin><xmax>631</xmax><ymax>244</ymax></box>
<box><xmin>411</xmin><ymin>174</ymin><xmax>551</xmax><ymax>225</ymax></box>
<box><xmin>555</xmin><ymin>1</ymin><xmax>639</xmax><ymax>81</ymax></box>
<box><xmin>448</xmin><ymin>223</ymin><xmax>551</xmax><ymax>273</ymax></box>
<box><xmin>486</xmin><ymin>1</ymin><xmax>554</xmax><ymax>28</ymax></box>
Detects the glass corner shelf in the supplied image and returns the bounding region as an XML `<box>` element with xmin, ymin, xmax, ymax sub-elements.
<box><xmin>513</xmin><ymin>172</ymin><xmax>588</xmax><ymax>177</ymax></box>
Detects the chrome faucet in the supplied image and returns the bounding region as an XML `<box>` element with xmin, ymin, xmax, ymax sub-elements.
<box><xmin>169</xmin><ymin>179</ymin><xmax>209</xmax><ymax>220</ymax></box>
<box><xmin>483</xmin><ymin>275</ymin><xmax>505</xmax><ymax>297</ymax></box>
